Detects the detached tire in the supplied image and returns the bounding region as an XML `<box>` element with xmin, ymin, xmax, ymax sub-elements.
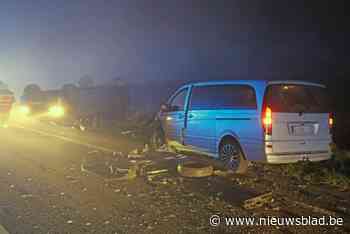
<box><xmin>177</xmin><ymin>161</ymin><xmax>214</xmax><ymax>178</ymax></box>
<box><xmin>219</xmin><ymin>138</ymin><xmax>248</xmax><ymax>174</ymax></box>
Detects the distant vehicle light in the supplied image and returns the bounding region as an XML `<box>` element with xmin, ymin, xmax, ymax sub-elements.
<box><xmin>48</xmin><ymin>105</ymin><xmax>65</xmax><ymax>118</ymax></box>
<box><xmin>19</xmin><ymin>105</ymin><xmax>31</xmax><ymax>115</ymax></box>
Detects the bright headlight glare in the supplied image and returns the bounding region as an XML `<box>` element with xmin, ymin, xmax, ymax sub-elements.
<box><xmin>48</xmin><ymin>105</ymin><xmax>65</xmax><ymax>118</ymax></box>
<box><xmin>19</xmin><ymin>105</ymin><xmax>31</xmax><ymax>115</ymax></box>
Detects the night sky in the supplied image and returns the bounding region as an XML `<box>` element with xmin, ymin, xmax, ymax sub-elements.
<box><xmin>0</xmin><ymin>0</ymin><xmax>348</xmax><ymax>95</ymax></box>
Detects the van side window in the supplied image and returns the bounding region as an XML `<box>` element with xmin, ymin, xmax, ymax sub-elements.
<box><xmin>169</xmin><ymin>88</ymin><xmax>188</xmax><ymax>112</ymax></box>
<box><xmin>190</xmin><ymin>85</ymin><xmax>257</xmax><ymax>110</ymax></box>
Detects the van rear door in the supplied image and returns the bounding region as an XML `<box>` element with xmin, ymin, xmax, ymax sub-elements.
<box><xmin>264</xmin><ymin>83</ymin><xmax>331</xmax><ymax>154</ymax></box>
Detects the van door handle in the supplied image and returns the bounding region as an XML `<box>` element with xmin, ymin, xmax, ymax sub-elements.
<box><xmin>188</xmin><ymin>114</ymin><xmax>194</xmax><ymax>119</ymax></box>
<box><xmin>178</xmin><ymin>113</ymin><xmax>184</xmax><ymax>119</ymax></box>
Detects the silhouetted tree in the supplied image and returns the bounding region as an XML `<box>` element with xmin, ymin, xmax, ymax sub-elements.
<box><xmin>78</xmin><ymin>75</ymin><xmax>94</xmax><ymax>88</ymax></box>
<box><xmin>23</xmin><ymin>84</ymin><xmax>41</xmax><ymax>96</ymax></box>
<box><xmin>109</xmin><ymin>77</ymin><xmax>125</xmax><ymax>86</ymax></box>
<box><xmin>0</xmin><ymin>81</ymin><xmax>8</xmax><ymax>90</ymax></box>
<box><xmin>62</xmin><ymin>83</ymin><xmax>78</xmax><ymax>92</ymax></box>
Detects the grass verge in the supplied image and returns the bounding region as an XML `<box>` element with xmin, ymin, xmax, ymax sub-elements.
<box><xmin>282</xmin><ymin>150</ymin><xmax>350</xmax><ymax>188</ymax></box>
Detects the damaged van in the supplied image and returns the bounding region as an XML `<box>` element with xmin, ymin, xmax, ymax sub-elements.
<box><xmin>159</xmin><ymin>80</ymin><xmax>333</xmax><ymax>173</ymax></box>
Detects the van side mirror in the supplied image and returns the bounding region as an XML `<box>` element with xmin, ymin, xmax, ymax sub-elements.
<box><xmin>160</xmin><ymin>103</ymin><xmax>170</xmax><ymax>112</ymax></box>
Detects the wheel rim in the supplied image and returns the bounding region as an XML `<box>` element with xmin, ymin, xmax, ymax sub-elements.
<box><xmin>220</xmin><ymin>143</ymin><xmax>241</xmax><ymax>170</ymax></box>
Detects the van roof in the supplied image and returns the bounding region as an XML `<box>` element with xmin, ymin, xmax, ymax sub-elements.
<box><xmin>188</xmin><ymin>80</ymin><xmax>267</xmax><ymax>87</ymax></box>
<box><xmin>268</xmin><ymin>80</ymin><xmax>325</xmax><ymax>88</ymax></box>
<box><xmin>186</xmin><ymin>80</ymin><xmax>325</xmax><ymax>88</ymax></box>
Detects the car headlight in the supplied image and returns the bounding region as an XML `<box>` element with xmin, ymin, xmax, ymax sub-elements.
<box><xmin>19</xmin><ymin>105</ymin><xmax>31</xmax><ymax>115</ymax></box>
<box><xmin>48</xmin><ymin>105</ymin><xmax>65</xmax><ymax>118</ymax></box>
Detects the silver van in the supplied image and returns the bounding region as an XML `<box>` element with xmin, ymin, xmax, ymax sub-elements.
<box><xmin>159</xmin><ymin>80</ymin><xmax>333</xmax><ymax>172</ymax></box>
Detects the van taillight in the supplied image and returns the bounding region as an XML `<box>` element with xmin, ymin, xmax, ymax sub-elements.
<box><xmin>263</xmin><ymin>107</ymin><xmax>272</xmax><ymax>135</ymax></box>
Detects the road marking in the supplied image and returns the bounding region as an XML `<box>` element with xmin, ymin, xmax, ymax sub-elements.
<box><xmin>12</xmin><ymin>124</ymin><xmax>116</xmax><ymax>153</ymax></box>
<box><xmin>0</xmin><ymin>224</ymin><xmax>9</xmax><ymax>234</ymax></box>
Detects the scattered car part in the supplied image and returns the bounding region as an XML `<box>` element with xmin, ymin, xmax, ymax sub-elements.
<box><xmin>147</xmin><ymin>169</ymin><xmax>168</xmax><ymax>175</ymax></box>
<box><xmin>243</xmin><ymin>192</ymin><xmax>273</xmax><ymax>210</ymax></box>
<box><xmin>213</xmin><ymin>170</ymin><xmax>234</xmax><ymax>178</ymax></box>
<box><xmin>177</xmin><ymin>161</ymin><xmax>214</xmax><ymax>178</ymax></box>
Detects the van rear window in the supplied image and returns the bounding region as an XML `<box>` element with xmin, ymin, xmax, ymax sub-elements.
<box><xmin>264</xmin><ymin>84</ymin><xmax>329</xmax><ymax>113</ymax></box>
<box><xmin>190</xmin><ymin>85</ymin><xmax>257</xmax><ymax>110</ymax></box>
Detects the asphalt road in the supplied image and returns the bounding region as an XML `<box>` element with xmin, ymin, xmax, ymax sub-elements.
<box><xmin>0</xmin><ymin>121</ymin><xmax>247</xmax><ymax>234</ymax></box>
<box><xmin>0</xmin><ymin>124</ymin><xmax>125</xmax><ymax>233</ymax></box>
<box><xmin>0</xmin><ymin>119</ymin><xmax>348</xmax><ymax>234</ymax></box>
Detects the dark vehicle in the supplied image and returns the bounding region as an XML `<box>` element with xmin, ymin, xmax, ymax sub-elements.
<box><xmin>62</xmin><ymin>84</ymin><xmax>129</xmax><ymax>128</ymax></box>
<box><xmin>20</xmin><ymin>88</ymin><xmax>62</xmax><ymax>117</ymax></box>
<box><xmin>20</xmin><ymin>84</ymin><xmax>129</xmax><ymax>128</ymax></box>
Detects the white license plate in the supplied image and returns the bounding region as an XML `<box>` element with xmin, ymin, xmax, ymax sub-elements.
<box><xmin>292</xmin><ymin>125</ymin><xmax>314</xmax><ymax>135</ymax></box>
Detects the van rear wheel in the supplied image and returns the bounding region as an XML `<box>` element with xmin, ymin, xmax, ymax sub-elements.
<box><xmin>219</xmin><ymin>139</ymin><xmax>248</xmax><ymax>174</ymax></box>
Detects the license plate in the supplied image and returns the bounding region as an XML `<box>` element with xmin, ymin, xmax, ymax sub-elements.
<box><xmin>290</xmin><ymin>124</ymin><xmax>314</xmax><ymax>136</ymax></box>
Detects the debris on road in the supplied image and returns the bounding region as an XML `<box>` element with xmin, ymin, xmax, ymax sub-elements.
<box><xmin>156</xmin><ymin>144</ymin><xmax>169</xmax><ymax>152</ymax></box>
<box><xmin>105</xmin><ymin>165</ymin><xmax>139</xmax><ymax>181</ymax></box>
<box><xmin>129</xmin><ymin>149</ymin><xmax>140</xmax><ymax>154</ymax></box>
<box><xmin>79</xmin><ymin>125</ymin><xmax>86</xmax><ymax>131</ymax></box>
<box><xmin>115</xmin><ymin>167</ymin><xmax>129</xmax><ymax>174</ymax></box>
<box><xmin>121</xmin><ymin>130</ymin><xmax>133</xmax><ymax>135</ymax></box>
<box><xmin>142</xmin><ymin>144</ymin><xmax>150</xmax><ymax>154</ymax></box>
<box><xmin>176</xmin><ymin>155</ymin><xmax>188</xmax><ymax>160</ymax></box>
<box><xmin>243</xmin><ymin>192</ymin><xmax>273</xmax><ymax>210</ymax></box>
<box><xmin>20</xmin><ymin>194</ymin><xmax>34</xmax><ymax>199</ymax></box>
<box><xmin>49</xmin><ymin>121</ymin><xmax>58</xmax><ymax>126</ymax></box>
<box><xmin>147</xmin><ymin>169</ymin><xmax>168</xmax><ymax>175</ymax></box>
<box><xmin>128</xmin><ymin>154</ymin><xmax>145</xmax><ymax>159</ymax></box>
<box><xmin>112</xmin><ymin>151</ymin><xmax>123</xmax><ymax>157</ymax></box>
<box><xmin>108</xmin><ymin>165</ymin><xmax>114</xmax><ymax>174</ymax></box>
<box><xmin>80</xmin><ymin>162</ymin><xmax>88</xmax><ymax>173</ymax></box>
<box><xmin>285</xmin><ymin>198</ymin><xmax>338</xmax><ymax>217</ymax></box>
<box><xmin>177</xmin><ymin>161</ymin><xmax>214</xmax><ymax>178</ymax></box>
<box><xmin>147</xmin><ymin>175</ymin><xmax>172</xmax><ymax>186</ymax></box>
<box><xmin>164</xmin><ymin>156</ymin><xmax>175</xmax><ymax>160</ymax></box>
<box><xmin>213</xmin><ymin>170</ymin><xmax>234</xmax><ymax>178</ymax></box>
<box><xmin>128</xmin><ymin>149</ymin><xmax>144</xmax><ymax>159</ymax></box>
<box><xmin>88</xmin><ymin>150</ymin><xmax>99</xmax><ymax>155</ymax></box>
<box><xmin>127</xmin><ymin>165</ymin><xmax>138</xmax><ymax>179</ymax></box>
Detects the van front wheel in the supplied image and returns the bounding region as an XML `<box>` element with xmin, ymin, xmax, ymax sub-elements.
<box><xmin>219</xmin><ymin>139</ymin><xmax>248</xmax><ymax>174</ymax></box>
